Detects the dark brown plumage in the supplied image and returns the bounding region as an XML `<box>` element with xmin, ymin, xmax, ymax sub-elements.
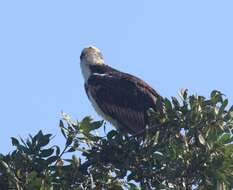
<box><xmin>80</xmin><ymin>46</ymin><xmax>161</xmax><ymax>134</ymax></box>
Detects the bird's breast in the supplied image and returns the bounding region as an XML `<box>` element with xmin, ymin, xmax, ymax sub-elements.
<box><xmin>86</xmin><ymin>88</ymin><xmax>121</xmax><ymax>130</ymax></box>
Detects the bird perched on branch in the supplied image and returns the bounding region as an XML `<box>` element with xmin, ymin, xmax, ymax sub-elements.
<box><xmin>80</xmin><ymin>46</ymin><xmax>162</xmax><ymax>134</ymax></box>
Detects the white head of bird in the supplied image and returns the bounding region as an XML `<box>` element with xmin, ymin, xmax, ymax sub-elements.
<box><xmin>80</xmin><ymin>46</ymin><xmax>104</xmax><ymax>82</ymax></box>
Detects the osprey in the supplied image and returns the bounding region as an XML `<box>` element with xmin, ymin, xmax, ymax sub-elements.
<box><xmin>80</xmin><ymin>46</ymin><xmax>161</xmax><ymax>134</ymax></box>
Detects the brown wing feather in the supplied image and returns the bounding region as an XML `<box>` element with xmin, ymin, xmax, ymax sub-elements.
<box><xmin>86</xmin><ymin>73</ymin><xmax>160</xmax><ymax>134</ymax></box>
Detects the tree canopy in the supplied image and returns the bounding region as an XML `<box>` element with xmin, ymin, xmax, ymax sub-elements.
<box><xmin>0</xmin><ymin>90</ymin><xmax>233</xmax><ymax>189</ymax></box>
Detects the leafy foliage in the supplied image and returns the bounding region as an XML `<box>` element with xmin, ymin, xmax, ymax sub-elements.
<box><xmin>0</xmin><ymin>90</ymin><xmax>233</xmax><ymax>189</ymax></box>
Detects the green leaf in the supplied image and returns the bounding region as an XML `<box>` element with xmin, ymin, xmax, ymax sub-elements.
<box><xmin>211</xmin><ymin>90</ymin><xmax>221</xmax><ymax>98</ymax></box>
<box><xmin>164</xmin><ymin>98</ymin><xmax>172</xmax><ymax>112</ymax></box>
<box><xmin>66</xmin><ymin>147</ymin><xmax>76</xmax><ymax>153</ymax></box>
<box><xmin>127</xmin><ymin>172</ymin><xmax>136</xmax><ymax>181</ymax></box>
<box><xmin>172</xmin><ymin>97</ymin><xmax>180</xmax><ymax>108</ymax></box>
<box><xmin>126</xmin><ymin>183</ymin><xmax>140</xmax><ymax>190</ymax></box>
<box><xmin>46</xmin><ymin>156</ymin><xmax>58</xmax><ymax>164</ymax></box>
<box><xmin>180</xmin><ymin>88</ymin><xmax>188</xmax><ymax>100</ymax></box>
<box><xmin>55</xmin><ymin>146</ymin><xmax>60</xmax><ymax>156</ymax></box>
<box><xmin>38</xmin><ymin>134</ymin><xmax>51</xmax><ymax>147</ymax></box>
<box><xmin>35</xmin><ymin>130</ymin><xmax>43</xmax><ymax>140</ymax></box>
<box><xmin>80</xmin><ymin>116</ymin><xmax>92</xmax><ymax>129</ymax></box>
<box><xmin>229</xmin><ymin>105</ymin><xmax>233</xmax><ymax>112</ymax></box>
<box><xmin>40</xmin><ymin>149</ymin><xmax>54</xmax><ymax>157</ymax></box>
<box><xmin>155</xmin><ymin>97</ymin><xmax>164</xmax><ymax>113</ymax></box>
<box><xmin>218</xmin><ymin>133</ymin><xmax>233</xmax><ymax>144</ymax></box>
<box><xmin>107</xmin><ymin>130</ymin><xmax>118</xmax><ymax>140</ymax></box>
<box><xmin>210</xmin><ymin>90</ymin><xmax>223</xmax><ymax>104</ymax></box>
<box><xmin>198</xmin><ymin>133</ymin><xmax>206</xmax><ymax>145</ymax></box>
<box><xmin>66</xmin><ymin>136</ymin><xmax>73</xmax><ymax>146</ymax></box>
<box><xmin>60</xmin><ymin>126</ymin><xmax>67</xmax><ymax>139</ymax></box>
<box><xmin>87</xmin><ymin>120</ymin><xmax>104</xmax><ymax>132</ymax></box>
<box><xmin>11</xmin><ymin>137</ymin><xmax>19</xmax><ymax>146</ymax></box>
<box><xmin>59</xmin><ymin>119</ymin><xmax>64</xmax><ymax>128</ymax></box>
<box><xmin>218</xmin><ymin>99</ymin><xmax>228</xmax><ymax>116</ymax></box>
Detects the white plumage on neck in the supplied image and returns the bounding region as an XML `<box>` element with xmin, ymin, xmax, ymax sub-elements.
<box><xmin>80</xmin><ymin>46</ymin><xmax>105</xmax><ymax>83</ymax></box>
<box><xmin>80</xmin><ymin>59</ymin><xmax>92</xmax><ymax>83</ymax></box>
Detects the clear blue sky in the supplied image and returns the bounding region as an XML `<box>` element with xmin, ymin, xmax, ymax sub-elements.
<box><xmin>0</xmin><ymin>1</ymin><xmax>233</xmax><ymax>154</ymax></box>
